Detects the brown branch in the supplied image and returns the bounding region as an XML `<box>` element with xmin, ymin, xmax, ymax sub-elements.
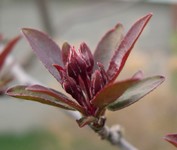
<box><xmin>96</xmin><ymin>125</ymin><xmax>138</xmax><ymax>150</ymax></box>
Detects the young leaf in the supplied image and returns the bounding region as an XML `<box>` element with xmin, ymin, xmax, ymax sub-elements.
<box><xmin>0</xmin><ymin>35</ymin><xmax>21</xmax><ymax>70</ymax></box>
<box><xmin>6</xmin><ymin>85</ymin><xmax>80</xmax><ymax>111</ymax></box>
<box><xmin>107</xmin><ymin>76</ymin><xmax>165</xmax><ymax>111</ymax></box>
<box><xmin>26</xmin><ymin>84</ymin><xmax>85</xmax><ymax>114</ymax></box>
<box><xmin>94</xmin><ymin>23</ymin><xmax>123</xmax><ymax>70</ymax></box>
<box><xmin>22</xmin><ymin>28</ymin><xmax>64</xmax><ymax>83</ymax></box>
<box><xmin>91</xmin><ymin>79</ymin><xmax>139</xmax><ymax>108</ymax></box>
<box><xmin>80</xmin><ymin>42</ymin><xmax>94</xmax><ymax>73</ymax></box>
<box><xmin>107</xmin><ymin>13</ymin><xmax>152</xmax><ymax>82</ymax></box>
<box><xmin>164</xmin><ymin>134</ymin><xmax>177</xmax><ymax>148</ymax></box>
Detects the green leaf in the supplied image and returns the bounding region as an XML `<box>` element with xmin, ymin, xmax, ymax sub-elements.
<box><xmin>76</xmin><ymin>116</ymin><xmax>97</xmax><ymax>127</ymax></box>
<box><xmin>94</xmin><ymin>23</ymin><xmax>123</xmax><ymax>70</ymax></box>
<box><xmin>6</xmin><ymin>85</ymin><xmax>84</xmax><ymax>112</ymax></box>
<box><xmin>91</xmin><ymin>79</ymin><xmax>139</xmax><ymax>108</ymax></box>
<box><xmin>107</xmin><ymin>76</ymin><xmax>165</xmax><ymax>111</ymax></box>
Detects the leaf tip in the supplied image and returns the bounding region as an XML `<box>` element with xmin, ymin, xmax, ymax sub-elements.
<box><xmin>132</xmin><ymin>70</ymin><xmax>144</xmax><ymax>80</ymax></box>
<box><xmin>148</xmin><ymin>12</ymin><xmax>153</xmax><ymax>17</ymax></box>
<box><xmin>5</xmin><ymin>88</ymin><xmax>10</xmax><ymax>95</ymax></box>
<box><xmin>159</xmin><ymin>75</ymin><xmax>165</xmax><ymax>82</ymax></box>
<box><xmin>21</xmin><ymin>28</ymin><xmax>40</xmax><ymax>37</ymax></box>
<box><xmin>115</xmin><ymin>23</ymin><xmax>123</xmax><ymax>29</ymax></box>
<box><xmin>21</xmin><ymin>28</ymin><xmax>32</xmax><ymax>35</ymax></box>
<box><xmin>5</xmin><ymin>86</ymin><xmax>16</xmax><ymax>97</ymax></box>
<box><xmin>144</xmin><ymin>12</ymin><xmax>153</xmax><ymax>19</ymax></box>
<box><xmin>164</xmin><ymin>134</ymin><xmax>173</xmax><ymax>142</ymax></box>
<box><xmin>164</xmin><ymin>134</ymin><xmax>177</xmax><ymax>147</ymax></box>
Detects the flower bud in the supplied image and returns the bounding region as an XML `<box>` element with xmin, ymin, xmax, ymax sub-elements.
<box><xmin>91</xmin><ymin>70</ymin><xmax>104</xmax><ymax>96</ymax></box>
<box><xmin>62</xmin><ymin>76</ymin><xmax>84</xmax><ymax>104</ymax></box>
<box><xmin>79</xmin><ymin>42</ymin><xmax>94</xmax><ymax>74</ymax></box>
<box><xmin>67</xmin><ymin>47</ymin><xmax>86</xmax><ymax>79</ymax></box>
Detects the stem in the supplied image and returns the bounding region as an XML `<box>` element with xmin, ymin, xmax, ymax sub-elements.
<box><xmin>95</xmin><ymin>125</ymin><xmax>138</xmax><ymax>150</ymax></box>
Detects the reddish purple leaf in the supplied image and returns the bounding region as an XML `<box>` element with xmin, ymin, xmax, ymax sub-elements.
<box><xmin>107</xmin><ymin>13</ymin><xmax>152</xmax><ymax>82</ymax></box>
<box><xmin>107</xmin><ymin>76</ymin><xmax>164</xmax><ymax>111</ymax></box>
<box><xmin>164</xmin><ymin>134</ymin><xmax>177</xmax><ymax>148</ymax></box>
<box><xmin>22</xmin><ymin>28</ymin><xmax>64</xmax><ymax>83</ymax></box>
<box><xmin>26</xmin><ymin>84</ymin><xmax>85</xmax><ymax>114</ymax></box>
<box><xmin>6</xmin><ymin>85</ymin><xmax>83</xmax><ymax>112</ymax></box>
<box><xmin>0</xmin><ymin>35</ymin><xmax>21</xmax><ymax>70</ymax></box>
<box><xmin>94</xmin><ymin>23</ymin><xmax>123</xmax><ymax>70</ymax></box>
<box><xmin>79</xmin><ymin>42</ymin><xmax>94</xmax><ymax>73</ymax></box>
<box><xmin>91</xmin><ymin>70</ymin><xmax>104</xmax><ymax>96</ymax></box>
<box><xmin>91</xmin><ymin>79</ymin><xmax>139</xmax><ymax>108</ymax></box>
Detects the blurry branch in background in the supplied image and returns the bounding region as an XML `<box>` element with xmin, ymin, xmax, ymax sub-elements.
<box><xmin>171</xmin><ymin>4</ymin><xmax>177</xmax><ymax>31</ymax></box>
<box><xmin>34</xmin><ymin>0</ymin><xmax>142</xmax><ymax>37</ymax></box>
<box><xmin>36</xmin><ymin>0</ymin><xmax>54</xmax><ymax>36</ymax></box>
<box><xmin>0</xmin><ymin>42</ymin><xmax>39</xmax><ymax>85</ymax></box>
<box><xmin>5</xmin><ymin>55</ymin><xmax>39</xmax><ymax>85</ymax></box>
<box><xmin>56</xmin><ymin>1</ymin><xmax>140</xmax><ymax>36</ymax></box>
<box><xmin>170</xmin><ymin>4</ymin><xmax>177</xmax><ymax>53</ymax></box>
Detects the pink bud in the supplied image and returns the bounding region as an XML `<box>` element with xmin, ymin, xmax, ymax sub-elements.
<box><xmin>79</xmin><ymin>42</ymin><xmax>94</xmax><ymax>73</ymax></box>
<box><xmin>67</xmin><ymin>47</ymin><xmax>87</xmax><ymax>79</ymax></box>
<box><xmin>91</xmin><ymin>70</ymin><xmax>104</xmax><ymax>96</ymax></box>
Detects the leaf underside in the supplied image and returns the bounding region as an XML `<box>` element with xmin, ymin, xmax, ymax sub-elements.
<box><xmin>94</xmin><ymin>23</ymin><xmax>123</xmax><ymax>70</ymax></box>
<box><xmin>26</xmin><ymin>84</ymin><xmax>85</xmax><ymax>114</ymax></box>
<box><xmin>6</xmin><ymin>85</ymin><xmax>83</xmax><ymax>111</ymax></box>
<box><xmin>22</xmin><ymin>28</ymin><xmax>64</xmax><ymax>83</ymax></box>
<box><xmin>107</xmin><ymin>76</ymin><xmax>165</xmax><ymax>111</ymax></box>
<box><xmin>107</xmin><ymin>13</ymin><xmax>152</xmax><ymax>82</ymax></box>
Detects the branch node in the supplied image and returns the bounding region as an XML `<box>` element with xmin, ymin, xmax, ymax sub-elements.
<box><xmin>109</xmin><ymin>125</ymin><xmax>122</xmax><ymax>145</ymax></box>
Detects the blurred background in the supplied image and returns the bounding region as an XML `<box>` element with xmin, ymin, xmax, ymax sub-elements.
<box><xmin>0</xmin><ymin>0</ymin><xmax>177</xmax><ymax>149</ymax></box>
